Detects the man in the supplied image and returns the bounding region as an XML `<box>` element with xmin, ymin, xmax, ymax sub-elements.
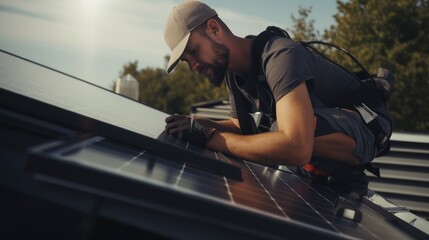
<box><xmin>163</xmin><ymin>1</ymin><xmax>392</xmax><ymax>195</ymax></box>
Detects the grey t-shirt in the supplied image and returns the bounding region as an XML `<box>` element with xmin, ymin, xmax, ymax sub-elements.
<box><xmin>227</xmin><ymin>36</ymin><xmax>389</xmax><ymax>121</ymax></box>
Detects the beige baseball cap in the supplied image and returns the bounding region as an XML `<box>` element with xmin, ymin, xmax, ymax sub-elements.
<box><xmin>164</xmin><ymin>1</ymin><xmax>217</xmax><ymax>73</ymax></box>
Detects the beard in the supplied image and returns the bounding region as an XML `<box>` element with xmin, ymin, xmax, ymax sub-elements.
<box><xmin>205</xmin><ymin>39</ymin><xmax>229</xmax><ymax>87</ymax></box>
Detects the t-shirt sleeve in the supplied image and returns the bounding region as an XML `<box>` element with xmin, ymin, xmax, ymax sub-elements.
<box><xmin>262</xmin><ymin>38</ymin><xmax>315</xmax><ymax>102</ymax></box>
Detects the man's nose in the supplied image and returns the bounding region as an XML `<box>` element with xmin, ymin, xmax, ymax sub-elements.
<box><xmin>187</xmin><ymin>58</ymin><xmax>200</xmax><ymax>72</ymax></box>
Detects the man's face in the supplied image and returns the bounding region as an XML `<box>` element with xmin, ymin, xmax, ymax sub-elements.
<box><xmin>181</xmin><ymin>31</ymin><xmax>229</xmax><ymax>87</ymax></box>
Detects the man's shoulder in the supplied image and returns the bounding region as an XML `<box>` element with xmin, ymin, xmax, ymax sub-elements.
<box><xmin>260</xmin><ymin>37</ymin><xmax>308</xmax><ymax>63</ymax></box>
<box><xmin>259</xmin><ymin>36</ymin><xmax>311</xmax><ymax>66</ymax></box>
<box><xmin>264</xmin><ymin>36</ymin><xmax>301</xmax><ymax>51</ymax></box>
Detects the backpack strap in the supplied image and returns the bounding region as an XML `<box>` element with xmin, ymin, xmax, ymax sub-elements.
<box><xmin>226</xmin><ymin>73</ymin><xmax>259</xmax><ymax>135</ymax></box>
<box><xmin>227</xmin><ymin>27</ymin><xmax>288</xmax><ymax>135</ymax></box>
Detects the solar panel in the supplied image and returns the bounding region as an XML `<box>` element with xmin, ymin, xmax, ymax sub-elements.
<box><xmin>1</xmin><ymin>49</ymin><xmax>426</xmax><ymax>239</ymax></box>
<box><xmin>26</xmin><ymin>135</ymin><xmax>419</xmax><ymax>239</ymax></box>
<box><xmin>0</xmin><ymin>50</ymin><xmax>241</xmax><ymax>180</ymax></box>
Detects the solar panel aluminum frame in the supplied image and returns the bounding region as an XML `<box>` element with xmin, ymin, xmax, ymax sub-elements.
<box><xmin>26</xmin><ymin>135</ymin><xmax>348</xmax><ymax>240</ymax></box>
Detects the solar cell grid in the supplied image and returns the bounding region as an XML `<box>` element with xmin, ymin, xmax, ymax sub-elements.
<box><xmin>28</xmin><ymin>136</ymin><xmax>416</xmax><ymax>240</ymax></box>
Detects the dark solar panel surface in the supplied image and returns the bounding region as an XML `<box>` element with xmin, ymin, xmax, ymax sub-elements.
<box><xmin>0</xmin><ymin>51</ymin><xmax>166</xmax><ymax>139</ymax></box>
<box><xmin>28</xmin><ymin>135</ymin><xmax>415</xmax><ymax>240</ymax></box>
<box><xmin>0</xmin><ymin>50</ymin><xmax>241</xmax><ymax>180</ymax></box>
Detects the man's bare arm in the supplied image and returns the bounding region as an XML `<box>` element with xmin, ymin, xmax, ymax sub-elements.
<box><xmin>194</xmin><ymin>118</ymin><xmax>241</xmax><ymax>134</ymax></box>
<box><xmin>207</xmin><ymin>82</ymin><xmax>315</xmax><ymax>166</ymax></box>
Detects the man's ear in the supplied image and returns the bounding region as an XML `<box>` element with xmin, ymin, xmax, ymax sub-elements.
<box><xmin>206</xmin><ymin>19</ymin><xmax>222</xmax><ymax>42</ymax></box>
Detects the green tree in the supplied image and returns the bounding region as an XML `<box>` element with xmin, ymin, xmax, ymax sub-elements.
<box><xmin>324</xmin><ymin>0</ymin><xmax>429</xmax><ymax>132</ymax></box>
<box><xmin>288</xmin><ymin>6</ymin><xmax>320</xmax><ymax>41</ymax></box>
<box><xmin>117</xmin><ymin>58</ymin><xmax>228</xmax><ymax>115</ymax></box>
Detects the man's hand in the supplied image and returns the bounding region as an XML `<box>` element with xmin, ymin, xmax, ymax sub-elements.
<box><xmin>165</xmin><ymin>115</ymin><xmax>217</xmax><ymax>147</ymax></box>
<box><xmin>165</xmin><ymin>114</ymin><xmax>192</xmax><ymax>139</ymax></box>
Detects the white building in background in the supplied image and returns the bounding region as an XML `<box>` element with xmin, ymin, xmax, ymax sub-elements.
<box><xmin>115</xmin><ymin>74</ymin><xmax>139</xmax><ymax>100</ymax></box>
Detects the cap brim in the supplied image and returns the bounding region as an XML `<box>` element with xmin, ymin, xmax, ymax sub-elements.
<box><xmin>166</xmin><ymin>32</ymin><xmax>190</xmax><ymax>73</ymax></box>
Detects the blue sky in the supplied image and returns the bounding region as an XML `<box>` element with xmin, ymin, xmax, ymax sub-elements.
<box><xmin>0</xmin><ymin>0</ymin><xmax>341</xmax><ymax>89</ymax></box>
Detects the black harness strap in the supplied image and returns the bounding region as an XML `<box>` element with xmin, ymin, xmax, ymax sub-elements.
<box><xmin>229</xmin><ymin>27</ymin><xmax>289</xmax><ymax>135</ymax></box>
<box><xmin>226</xmin><ymin>73</ymin><xmax>259</xmax><ymax>135</ymax></box>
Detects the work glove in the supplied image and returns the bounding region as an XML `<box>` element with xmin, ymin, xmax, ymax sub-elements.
<box><xmin>165</xmin><ymin>115</ymin><xmax>217</xmax><ymax>147</ymax></box>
